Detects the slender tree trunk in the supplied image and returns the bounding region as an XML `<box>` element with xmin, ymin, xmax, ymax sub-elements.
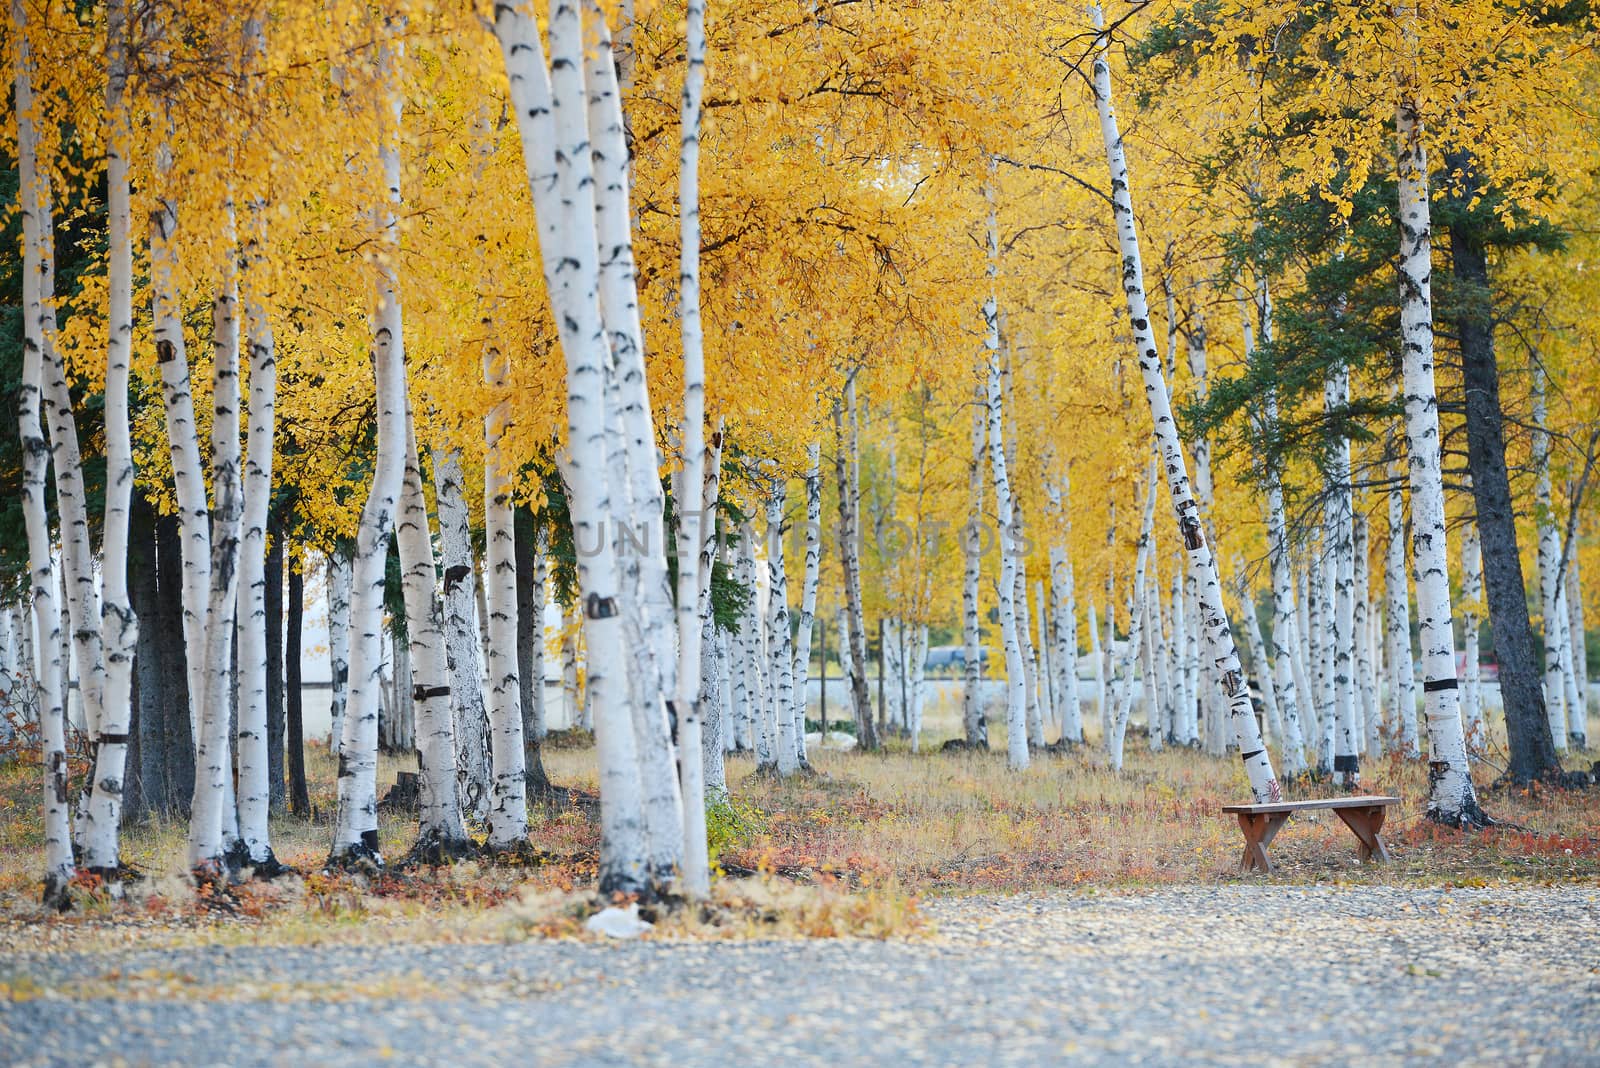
<box><xmin>836</xmin><ymin>382</ymin><xmax>878</xmax><ymax>750</ymax></box>
<box><xmin>266</xmin><ymin>507</ymin><xmax>286</xmax><ymax>814</ymax></box>
<box><xmin>236</xmin><ymin>131</ymin><xmax>280</xmax><ymax>866</ymax></box>
<box><xmin>286</xmin><ymin>555</ymin><xmax>309</xmax><ymax>817</ymax></box>
<box><xmin>1240</xmin><ymin>583</ymin><xmax>1280</xmax><ymax>748</ymax></box>
<box><xmin>13</xmin><ymin>0</ymin><xmax>73</xmax><ymax>901</ymax></box>
<box><xmin>1395</xmin><ymin>93</ymin><xmax>1484</xmax><ymax>823</ymax></box>
<box><xmin>481</xmin><ymin>357</ymin><xmax>528</xmax><ymax>852</ymax></box>
<box><xmin>1090</xmin><ymin>7</ymin><xmax>1279</xmax><ymax>800</ymax></box>
<box><xmin>1354</xmin><ymin>516</ymin><xmax>1381</xmax><ymax>759</ymax></box>
<box><xmin>1532</xmin><ymin>366</ymin><xmax>1569</xmax><ymax>754</ymax></box>
<box><xmin>332</xmin><ymin>26</ymin><xmax>410</xmax><ymax>865</ymax></box>
<box><xmin>435</xmin><ymin>450</ymin><xmax>491</xmax><ymax>814</ymax></box>
<box><xmin>327</xmin><ymin>549</ymin><xmax>352</xmax><ymax>757</ymax></box>
<box><xmin>1251</xmin><ymin>285</ymin><xmax>1305</xmax><ymax>774</ymax></box>
<box><xmin>766</xmin><ymin>477</ymin><xmax>798</xmax><ymax>776</ymax></box>
<box><xmin>515</xmin><ymin>507</ymin><xmax>552</xmax><ymax>797</ymax></box>
<box><xmin>792</xmin><ymin>444</ymin><xmax>822</xmax><ymax>769</ymax></box>
<box><xmin>1325</xmin><ymin>368</ymin><xmax>1359</xmax><ymax>787</ymax></box>
<box><xmin>1089</xmin><ymin>601</ymin><xmax>1105</xmax><ymax>744</ymax></box>
<box><xmin>396</xmin><ymin>410</ymin><xmax>469</xmax><ymax>856</ymax></box>
<box><xmin>1108</xmin><ymin>465</ymin><xmax>1157</xmax><ymax>770</ymax></box>
<box><xmin>181</xmin><ymin>217</ymin><xmax>246</xmax><ymax>876</ymax></box>
<box><xmin>151</xmin><ymin>117</ymin><xmax>216</xmax><ymax>853</ymax></box>
<box><xmin>740</xmin><ymin>536</ymin><xmax>767</xmax><ymax>760</ymax></box>
<box><xmin>1386</xmin><ymin>481</ymin><xmax>1420</xmax><ymax>756</ymax></box>
<box><xmin>962</xmin><ymin>381</ymin><xmax>988</xmax><ymax>748</ymax></box>
<box><xmin>1569</xmin><ymin>557</ymin><xmax>1589</xmax><ymax>738</ymax></box>
<box><xmin>1048</xmin><ymin>475</ymin><xmax>1080</xmax><ymax>744</ymax></box>
<box><xmin>1294</xmin><ymin>567</ymin><xmax>1317</xmax><ymax>746</ymax></box>
<box><xmin>983</xmin><ymin>170</ymin><xmax>1028</xmax><ymax>771</ymax></box>
<box><xmin>698</xmin><ymin>428</ymin><xmax>728</xmax><ymax>799</ymax></box>
<box><xmin>1460</xmin><ymin>498</ymin><xmax>1485</xmax><ymax>753</ymax></box>
<box><xmin>1169</xmin><ymin>570</ymin><xmax>1197</xmax><ymax>746</ymax></box>
<box><xmin>671</xmin><ymin>0</ymin><xmax>714</xmax><ymax>896</ymax></box>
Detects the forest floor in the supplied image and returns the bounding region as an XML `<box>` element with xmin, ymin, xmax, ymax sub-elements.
<box><xmin>0</xmin><ymin>698</ymin><xmax>1597</xmax><ymax>939</ymax></box>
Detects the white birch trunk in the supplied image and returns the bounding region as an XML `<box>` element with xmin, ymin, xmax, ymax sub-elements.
<box><xmin>481</xmin><ymin>349</ymin><xmax>528</xmax><ymax>850</ymax></box>
<box><xmin>327</xmin><ymin>550</ymin><xmax>352</xmax><ymax>754</ymax></box>
<box><xmin>792</xmin><ymin>444</ymin><xmax>822</xmax><ymax>767</ymax></box>
<box><xmin>199</xmin><ymin>220</ymin><xmax>249</xmax><ymax>869</ymax></box>
<box><xmin>672</xmin><ymin>0</ymin><xmax>712</xmax><ymax>893</ymax></box>
<box><xmin>150</xmin><ymin>142</ymin><xmax>210</xmax><ymax>770</ymax></box>
<box><xmin>1037</xmin><ymin>581</ymin><xmax>1055</xmax><ymax>734</ymax></box>
<box><xmin>748</xmin><ymin>531</ymin><xmax>776</xmax><ymax>767</ymax></box>
<box><xmin>13</xmin><ymin>0</ymin><xmax>74</xmax><ymax>899</ymax></box>
<box><xmin>587</xmin><ymin>0</ymin><xmax>676</xmax><ymax>730</ymax></box>
<box><xmin>332</xmin><ymin>28</ymin><xmax>410</xmax><ymax>864</ymax></box>
<box><xmin>1144</xmin><ymin>565</ymin><xmax>1168</xmax><ymax>751</ymax></box>
<box><xmin>1241</xmin><ymin>585</ymin><xmax>1281</xmax><ymax>748</ymax></box>
<box><xmin>432</xmin><ymin>449</ymin><xmax>490</xmax><ymax>817</ymax></box>
<box><xmin>1170</xmin><ymin>568</ymin><xmax>1198</xmax><ymax>746</ymax></box>
<box><xmin>1309</xmin><ymin>552</ymin><xmax>1334</xmax><ymax>770</ymax></box>
<box><xmin>1568</xmin><ymin>555</ymin><xmax>1589</xmax><ymax>739</ymax></box>
<box><xmin>1532</xmin><ymin>372</ymin><xmax>1580</xmax><ymax>750</ymax></box>
<box><xmin>561</xmin><ymin>606</ymin><xmax>583</xmax><ymax>732</ymax></box>
<box><xmin>1108</xmin><ymin>467</ymin><xmax>1158</xmax><ymax>769</ymax></box>
<box><xmin>766</xmin><ymin>478</ymin><xmax>799</xmax><ymax>776</ymax></box>
<box><xmin>727</xmin><ymin>541</ymin><xmax>751</xmax><ymax>754</ymax></box>
<box><xmin>397</xmin><ymin>410</ymin><xmax>469</xmax><ymax>854</ymax></box>
<box><xmin>1294</xmin><ymin>567</ymin><xmax>1317</xmax><ymax>744</ymax></box>
<box><xmin>1089</xmin><ymin>601</ymin><xmax>1105</xmax><ymax>744</ymax></box>
<box><xmin>1047</xmin><ymin>476</ymin><xmax>1081</xmax><ymax>744</ymax></box>
<box><xmin>1396</xmin><ymin>91</ymin><xmax>1482</xmax><ymax>821</ymax></box>
<box><xmin>1386</xmin><ymin>481</ymin><xmax>1419</xmax><ymax>755</ymax></box>
<box><xmin>962</xmin><ymin>380</ymin><xmax>988</xmax><ymax>747</ymax></box>
<box><xmin>1354</xmin><ymin>515</ymin><xmax>1381</xmax><ymax>759</ymax></box>
<box><xmin>698</xmin><ymin>426</ymin><xmax>727</xmax><ymax>799</ymax></box>
<box><xmin>984</xmin><ymin>169</ymin><xmax>1027</xmax><ymax>770</ymax></box>
<box><xmin>1091</xmin><ymin>8</ymin><xmax>1279</xmax><ymax>799</ymax></box>
<box><xmin>1149</xmin><ymin>552</ymin><xmax>1175</xmax><ymax>744</ymax></box>
<box><xmin>1460</xmin><ymin>496</ymin><xmax>1485</xmax><ymax>752</ymax></box>
<box><xmin>1326</xmin><ymin>367</ymin><xmax>1359</xmax><ymax>785</ymax></box>
<box><xmin>495</xmin><ymin>0</ymin><xmax>652</xmax><ymax>894</ymax></box>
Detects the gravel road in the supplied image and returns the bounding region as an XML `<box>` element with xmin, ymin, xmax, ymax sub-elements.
<box><xmin>3</xmin><ymin>884</ymin><xmax>1597</xmax><ymax>1066</ymax></box>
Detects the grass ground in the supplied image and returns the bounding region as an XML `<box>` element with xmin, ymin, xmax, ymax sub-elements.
<box><xmin>0</xmin><ymin>693</ymin><xmax>1595</xmax><ymax>947</ymax></box>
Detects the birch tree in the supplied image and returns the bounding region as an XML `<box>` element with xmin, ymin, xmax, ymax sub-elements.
<box><xmin>1090</xmin><ymin>5</ymin><xmax>1280</xmax><ymax>801</ymax></box>
<box><xmin>961</xmin><ymin>380</ymin><xmax>988</xmax><ymax>748</ymax></box>
<box><xmin>432</xmin><ymin>451</ymin><xmax>490</xmax><ymax>816</ymax></box>
<box><xmin>1385</xmin><ymin>479</ymin><xmax>1419</xmax><ymax>756</ymax></box>
<box><xmin>493</xmin><ymin>0</ymin><xmax>652</xmax><ymax>893</ymax></box>
<box><xmin>332</xmin><ymin>23</ymin><xmax>411</xmax><ymax>866</ymax></box>
<box><xmin>12</xmin><ymin>0</ymin><xmax>75</xmax><ymax>902</ymax></box>
<box><xmin>1394</xmin><ymin>70</ymin><xmax>1486</xmax><ymax>823</ymax></box>
<box><xmin>673</xmin><ymin>0</ymin><xmax>713</xmax><ymax>896</ymax></box>
<box><xmin>396</xmin><ymin>412</ymin><xmax>470</xmax><ymax>857</ymax></box>
<box><xmin>1460</xmin><ymin>500</ymin><xmax>1485</xmax><ymax>752</ymax></box>
<box><xmin>1047</xmin><ymin>473</ymin><xmax>1081</xmax><ymax>744</ymax></box>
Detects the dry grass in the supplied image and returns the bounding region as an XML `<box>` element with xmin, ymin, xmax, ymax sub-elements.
<box><xmin>0</xmin><ymin>696</ymin><xmax>1596</xmax><ymax>947</ymax></box>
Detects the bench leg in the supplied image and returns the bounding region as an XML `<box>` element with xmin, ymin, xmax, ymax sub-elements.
<box><xmin>1237</xmin><ymin>813</ymin><xmax>1287</xmax><ymax>873</ymax></box>
<box><xmin>1333</xmin><ymin>806</ymin><xmax>1391</xmax><ymax>863</ymax></box>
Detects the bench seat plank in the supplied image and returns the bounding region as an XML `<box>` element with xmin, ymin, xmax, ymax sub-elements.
<box><xmin>1222</xmin><ymin>795</ymin><xmax>1400</xmax><ymax>815</ymax></box>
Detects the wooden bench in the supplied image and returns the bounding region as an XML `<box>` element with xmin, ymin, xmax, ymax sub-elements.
<box><xmin>1222</xmin><ymin>796</ymin><xmax>1400</xmax><ymax>873</ymax></box>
